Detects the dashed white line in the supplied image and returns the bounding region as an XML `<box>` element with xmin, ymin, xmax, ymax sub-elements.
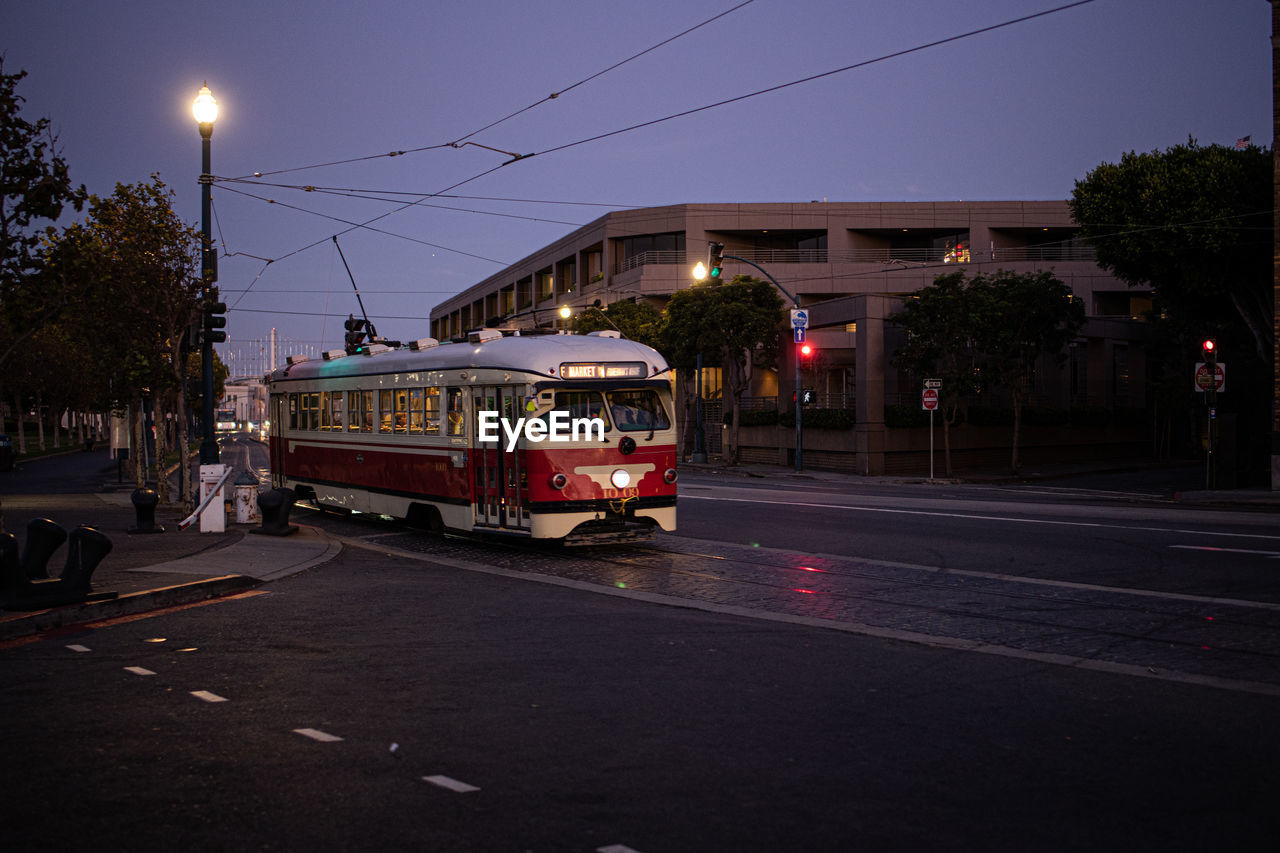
<box><xmin>598</xmin><ymin>845</ymin><xmax>645</xmax><ymax>853</ymax></box>
<box><xmin>124</xmin><ymin>666</ymin><xmax>156</xmax><ymax>676</ymax></box>
<box><xmin>421</xmin><ymin>775</ymin><xmax>480</xmax><ymax>793</ymax></box>
<box><xmin>190</xmin><ymin>690</ymin><xmax>228</xmax><ymax>703</ymax></box>
<box><xmin>65</xmin><ymin>644</ymin><xmax>91</xmax><ymax>653</ymax></box>
<box><xmin>293</xmin><ymin>728</ymin><xmax>343</xmax><ymax>743</ymax></box>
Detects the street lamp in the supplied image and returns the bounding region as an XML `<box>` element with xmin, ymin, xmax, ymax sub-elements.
<box><xmin>193</xmin><ymin>83</ymin><xmax>219</xmax><ymax>465</ymax></box>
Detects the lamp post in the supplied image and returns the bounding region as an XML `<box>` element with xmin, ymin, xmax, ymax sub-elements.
<box><xmin>192</xmin><ymin>84</ymin><xmax>219</xmax><ymax>465</ymax></box>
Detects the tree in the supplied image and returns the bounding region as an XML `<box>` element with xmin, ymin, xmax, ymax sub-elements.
<box><xmin>889</xmin><ymin>271</ymin><xmax>981</xmax><ymax>476</ymax></box>
<box><xmin>40</xmin><ymin>177</ymin><xmax>203</xmax><ymax>500</ymax></box>
<box><xmin>971</xmin><ymin>269</ymin><xmax>1085</xmax><ymax>474</ymax></box>
<box><xmin>570</xmin><ymin>298</ymin><xmax>662</xmax><ymax>348</ymax></box>
<box><xmin>659</xmin><ymin>275</ymin><xmax>783</xmax><ymax>465</ymax></box>
<box><xmin>1070</xmin><ymin>140</ymin><xmax>1271</xmax><ymax>363</ymax></box>
<box><xmin>0</xmin><ymin>59</ymin><xmax>88</xmax><ymax>374</ymax></box>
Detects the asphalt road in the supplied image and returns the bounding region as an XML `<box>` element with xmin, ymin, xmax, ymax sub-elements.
<box><xmin>2</xmin><ymin>452</ymin><xmax>1279</xmax><ymax>851</ymax></box>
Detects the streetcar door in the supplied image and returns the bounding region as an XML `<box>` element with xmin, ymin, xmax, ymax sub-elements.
<box><xmin>472</xmin><ymin>385</ymin><xmax>528</xmax><ymax>531</ymax></box>
<box><xmin>269</xmin><ymin>393</ymin><xmax>288</xmax><ymax>488</ymax></box>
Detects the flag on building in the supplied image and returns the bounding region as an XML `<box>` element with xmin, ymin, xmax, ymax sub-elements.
<box><xmin>1235</xmin><ymin>136</ymin><xmax>1251</xmax><ymax>150</ymax></box>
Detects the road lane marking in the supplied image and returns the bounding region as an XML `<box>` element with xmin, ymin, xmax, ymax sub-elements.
<box><xmin>422</xmin><ymin>775</ymin><xmax>480</xmax><ymax>793</ymax></box>
<box><xmin>65</xmin><ymin>644</ymin><xmax>91</xmax><ymax>652</ymax></box>
<box><xmin>293</xmin><ymin>728</ymin><xmax>343</xmax><ymax>742</ymax></box>
<box><xmin>680</xmin><ymin>494</ymin><xmax>1280</xmax><ymax>542</ymax></box>
<box><xmin>124</xmin><ymin>666</ymin><xmax>155</xmax><ymax>676</ymax></box>
<box><xmin>1169</xmin><ymin>545</ymin><xmax>1280</xmax><ymax>557</ymax></box>
<box><xmin>190</xmin><ymin>690</ymin><xmax>228</xmax><ymax>703</ymax></box>
<box><xmin>598</xmin><ymin>846</ymin><xmax>645</xmax><ymax>853</ymax></box>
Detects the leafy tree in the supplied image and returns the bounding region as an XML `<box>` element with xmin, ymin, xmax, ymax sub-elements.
<box><xmin>889</xmin><ymin>270</ymin><xmax>981</xmax><ymax>476</ymax></box>
<box><xmin>659</xmin><ymin>275</ymin><xmax>783</xmax><ymax>464</ymax></box>
<box><xmin>40</xmin><ymin>177</ymin><xmax>202</xmax><ymax>500</ymax></box>
<box><xmin>971</xmin><ymin>269</ymin><xmax>1085</xmax><ymax>473</ymax></box>
<box><xmin>1070</xmin><ymin>139</ymin><xmax>1272</xmax><ymax>364</ymax></box>
<box><xmin>570</xmin><ymin>298</ymin><xmax>662</xmax><ymax>348</ymax></box>
<box><xmin>0</xmin><ymin>59</ymin><xmax>88</xmax><ymax>374</ymax></box>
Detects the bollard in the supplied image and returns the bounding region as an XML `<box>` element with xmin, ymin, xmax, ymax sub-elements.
<box><xmin>0</xmin><ymin>523</ymin><xmax>116</xmax><ymax>611</ymax></box>
<box><xmin>58</xmin><ymin>526</ymin><xmax>113</xmax><ymax>595</ymax></box>
<box><xmin>128</xmin><ymin>488</ymin><xmax>165</xmax><ymax>534</ymax></box>
<box><xmin>233</xmin><ymin>471</ymin><xmax>261</xmax><ymax>524</ymax></box>
<box><xmin>21</xmin><ymin>518</ymin><xmax>68</xmax><ymax>579</ymax></box>
<box><xmin>250</xmin><ymin>487</ymin><xmax>299</xmax><ymax>537</ymax></box>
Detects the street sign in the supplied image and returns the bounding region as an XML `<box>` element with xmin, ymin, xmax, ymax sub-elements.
<box><xmin>791</xmin><ymin>309</ymin><xmax>809</xmax><ymax>329</ymax></box>
<box><xmin>794</xmin><ymin>327</ymin><xmax>806</xmax><ymax>343</ymax></box>
<box><xmin>922</xmin><ymin>388</ymin><xmax>940</xmax><ymax>411</ymax></box>
<box><xmin>924</xmin><ymin>378</ymin><xmax>942</xmax><ymax>389</ymax></box>
<box><xmin>1194</xmin><ymin>362</ymin><xmax>1226</xmax><ymax>393</ymax></box>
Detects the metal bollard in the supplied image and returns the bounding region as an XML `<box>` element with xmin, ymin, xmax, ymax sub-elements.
<box><xmin>249</xmin><ymin>488</ymin><xmax>299</xmax><ymax>537</ymax></box>
<box><xmin>128</xmin><ymin>488</ymin><xmax>165</xmax><ymax>534</ymax></box>
<box><xmin>21</xmin><ymin>518</ymin><xmax>68</xmax><ymax>579</ymax></box>
<box><xmin>58</xmin><ymin>526</ymin><xmax>113</xmax><ymax>595</ymax></box>
<box><xmin>233</xmin><ymin>471</ymin><xmax>261</xmax><ymax>524</ymax></box>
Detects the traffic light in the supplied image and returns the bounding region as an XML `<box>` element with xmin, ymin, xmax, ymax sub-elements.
<box><xmin>799</xmin><ymin>341</ymin><xmax>815</xmax><ymax>359</ymax></box>
<box><xmin>344</xmin><ymin>315</ymin><xmax>369</xmax><ymax>350</ymax></box>
<box><xmin>202</xmin><ymin>294</ymin><xmax>227</xmax><ymax>344</ymax></box>
<box><xmin>1201</xmin><ymin>338</ymin><xmax>1217</xmax><ymax>366</ymax></box>
<box><xmin>707</xmin><ymin>242</ymin><xmax>725</xmax><ymax>280</ymax></box>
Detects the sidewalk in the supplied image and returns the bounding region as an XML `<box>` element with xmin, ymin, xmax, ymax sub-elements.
<box><xmin>0</xmin><ymin>451</ymin><xmax>340</xmax><ymax>641</ymax></box>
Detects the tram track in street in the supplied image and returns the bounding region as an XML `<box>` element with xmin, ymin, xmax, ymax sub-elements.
<box><xmin>302</xmin><ymin>506</ymin><xmax>1280</xmax><ymax>694</ymax></box>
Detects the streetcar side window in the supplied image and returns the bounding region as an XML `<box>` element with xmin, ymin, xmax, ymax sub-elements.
<box><xmin>331</xmin><ymin>391</ymin><xmax>345</xmax><ymax>431</ymax></box>
<box><xmin>319</xmin><ymin>391</ymin><xmax>331</xmax><ymax>430</ymax></box>
<box><xmin>424</xmin><ymin>387</ymin><xmax>441</xmax><ymax>435</ymax></box>
<box><xmin>606</xmin><ymin>389</ymin><xmax>671</xmax><ymax>432</ymax></box>
<box><xmin>408</xmin><ymin>388</ymin><xmax>424</xmax><ymax>435</ymax></box>
<box><xmin>446</xmin><ymin>388</ymin><xmax>465</xmax><ymax>436</ymax></box>
<box><xmin>379</xmin><ymin>390</ymin><xmax>394</xmax><ymax>433</ymax></box>
<box><xmin>305</xmin><ymin>392</ymin><xmax>320</xmax><ymax>430</ymax></box>
<box><xmin>393</xmin><ymin>388</ymin><xmax>409</xmax><ymax>434</ymax></box>
<box><xmin>346</xmin><ymin>391</ymin><xmax>360</xmax><ymax>432</ymax></box>
<box><xmin>288</xmin><ymin>394</ymin><xmax>299</xmax><ymax>430</ymax></box>
<box><xmin>360</xmin><ymin>390</ymin><xmax>374</xmax><ymax>432</ymax></box>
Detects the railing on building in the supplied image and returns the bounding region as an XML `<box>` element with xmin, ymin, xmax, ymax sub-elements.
<box><xmin>618</xmin><ymin>246</ymin><xmax>1094</xmax><ymax>273</ymax></box>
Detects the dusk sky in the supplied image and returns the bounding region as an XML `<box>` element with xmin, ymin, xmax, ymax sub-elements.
<box><xmin>4</xmin><ymin>0</ymin><xmax>1271</xmax><ymax>376</ymax></box>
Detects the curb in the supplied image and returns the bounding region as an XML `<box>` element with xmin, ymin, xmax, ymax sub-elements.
<box><xmin>0</xmin><ymin>574</ymin><xmax>261</xmax><ymax>642</ymax></box>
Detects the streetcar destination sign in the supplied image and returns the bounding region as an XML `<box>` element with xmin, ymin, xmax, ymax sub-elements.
<box><xmin>559</xmin><ymin>361</ymin><xmax>647</xmax><ymax>379</ymax></box>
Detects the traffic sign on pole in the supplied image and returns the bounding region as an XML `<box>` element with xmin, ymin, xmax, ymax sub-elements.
<box><xmin>794</xmin><ymin>327</ymin><xmax>806</xmax><ymax>343</ymax></box>
<box><xmin>791</xmin><ymin>309</ymin><xmax>809</xmax><ymax>329</ymax></box>
<box><xmin>924</xmin><ymin>378</ymin><xmax>942</xmax><ymax>389</ymax></box>
<box><xmin>1193</xmin><ymin>362</ymin><xmax>1226</xmax><ymax>393</ymax></box>
<box><xmin>921</xmin><ymin>388</ymin><xmax>939</xmax><ymax>411</ymax></box>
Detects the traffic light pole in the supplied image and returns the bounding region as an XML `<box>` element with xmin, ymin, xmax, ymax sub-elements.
<box><xmin>721</xmin><ymin>254</ymin><xmax>804</xmax><ymax>472</ymax></box>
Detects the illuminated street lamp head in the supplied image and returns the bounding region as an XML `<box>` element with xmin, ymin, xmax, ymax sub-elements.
<box><xmin>558</xmin><ymin>305</ymin><xmax>572</xmax><ymax>319</ymax></box>
<box><xmin>192</xmin><ymin>84</ymin><xmax>218</xmax><ymax>131</ymax></box>
<box><xmin>692</xmin><ymin>261</ymin><xmax>708</xmax><ymax>281</ymax></box>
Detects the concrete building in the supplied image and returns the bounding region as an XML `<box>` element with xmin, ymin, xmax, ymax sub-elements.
<box><xmin>430</xmin><ymin>202</ymin><xmax>1147</xmax><ymax>473</ymax></box>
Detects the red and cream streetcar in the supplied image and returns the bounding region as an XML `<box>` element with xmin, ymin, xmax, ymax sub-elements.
<box><xmin>266</xmin><ymin>329</ymin><xmax>677</xmax><ymax>544</ymax></box>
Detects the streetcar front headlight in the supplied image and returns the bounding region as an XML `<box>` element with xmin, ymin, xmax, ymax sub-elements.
<box><xmin>610</xmin><ymin>469</ymin><xmax>631</xmax><ymax>489</ymax></box>
<box><xmin>549</xmin><ymin>472</ymin><xmax>568</xmax><ymax>490</ymax></box>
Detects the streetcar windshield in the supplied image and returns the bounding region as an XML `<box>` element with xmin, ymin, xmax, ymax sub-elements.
<box><xmin>605</xmin><ymin>389</ymin><xmax>670</xmax><ymax>432</ymax></box>
<box><xmin>550</xmin><ymin>391</ymin><xmax>611</xmax><ymax>431</ymax></box>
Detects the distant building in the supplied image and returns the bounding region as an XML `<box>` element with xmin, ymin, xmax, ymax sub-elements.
<box><xmin>430</xmin><ymin>202</ymin><xmax>1148</xmax><ymax>473</ymax></box>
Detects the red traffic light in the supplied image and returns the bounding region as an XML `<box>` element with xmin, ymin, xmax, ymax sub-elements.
<box><xmin>1202</xmin><ymin>339</ymin><xmax>1216</xmax><ymax>353</ymax></box>
<box><xmin>799</xmin><ymin>342</ymin><xmax>814</xmax><ymax>358</ymax></box>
